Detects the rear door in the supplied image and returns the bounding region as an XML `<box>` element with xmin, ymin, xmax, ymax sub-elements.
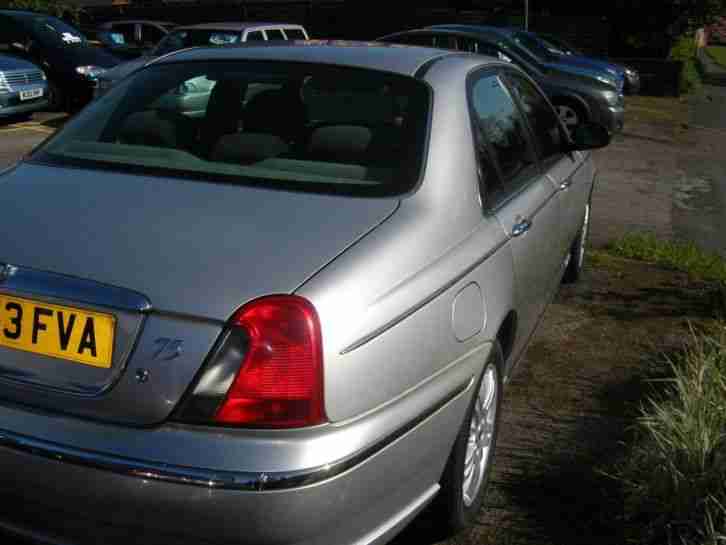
<box><xmin>502</xmin><ymin>70</ymin><xmax>588</xmax><ymax>263</ymax></box>
<box><xmin>468</xmin><ymin>70</ymin><xmax>563</xmax><ymax>364</ymax></box>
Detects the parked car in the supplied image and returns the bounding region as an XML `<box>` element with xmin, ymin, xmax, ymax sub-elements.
<box><xmin>0</xmin><ymin>53</ymin><xmax>48</xmax><ymax>119</ymax></box>
<box><xmin>98</xmin><ymin>19</ymin><xmax>176</xmax><ymax>54</ymax></box>
<box><xmin>537</xmin><ymin>32</ymin><xmax>641</xmax><ymax>95</ymax></box>
<box><xmin>0</xmin><ymin>9</ymin><xmax>120</xmax><ymax>111</ymax></box>
<box><xmin>95</xmin><ymin>22</ymin><xmax>309</xmax><ymax>97</ymax></box>
<box><xmin>0</xmin><ymin>42</ymin><xmax>609</xmax><ymax>544</ymax></box>
<box><xmin>82</xmin><ymin>26</ymin><xmax>148</xmax><ymax>60</ymax></box>
<box><xmin>380</xmin><ymin>27</ymin><xmax>625</xmax><ymax>133</ymax></box>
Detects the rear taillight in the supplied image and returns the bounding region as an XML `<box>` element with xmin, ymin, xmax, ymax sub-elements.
<box><xmin>176</xmin><ymin>295</ymin><xmax>326</xmax><ymax>428</ymax></box>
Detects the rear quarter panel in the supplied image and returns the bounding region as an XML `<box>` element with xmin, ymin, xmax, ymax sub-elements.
<box><xmin>297</xmin><ymin>56</ymin><xmax>516</xmax><ymax>424</ymax></box>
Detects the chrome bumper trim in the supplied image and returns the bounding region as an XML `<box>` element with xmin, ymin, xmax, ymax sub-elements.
<box><xmin>0</xmin><ymin>263</ymin><xmax>152</xmax><ymax>313</ymax></box>
<box><xmin>0</xmin><ymin>378</ymin><xmax>472</xmax><ymax>491</ymax></box>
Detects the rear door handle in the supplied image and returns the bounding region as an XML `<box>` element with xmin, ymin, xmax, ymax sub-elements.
<box><xmin>511</xmin><ymin>218</ymin><xmax>532</xmax><ymax>237</ymax></box>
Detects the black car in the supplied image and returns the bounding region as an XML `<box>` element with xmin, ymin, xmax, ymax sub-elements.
<box><xmin>379</xmin><ymin>27</ymin><xmax>625</xmax><ymax>134</ymax></box>
<box><xmin>0</xmin><ymin>9</ymin><xmax>121</xmax><ymax>111</ymax></box>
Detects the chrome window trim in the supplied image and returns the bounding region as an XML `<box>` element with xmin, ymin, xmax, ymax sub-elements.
<box><xmin>0</xmin><ymin>378</ymin><xmax>472</xmax><ymax>491</ymax></box>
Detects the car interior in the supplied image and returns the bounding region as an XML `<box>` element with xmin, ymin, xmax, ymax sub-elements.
<box><xmin>64</xmin><ymin>67</ymin><xmax>423</xmax><ymax>188</ymax></box>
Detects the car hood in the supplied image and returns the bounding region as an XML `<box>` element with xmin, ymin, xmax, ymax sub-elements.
<box><xmin>100</xmin><ymin>56</ymin><xmax>151</xmax><ymax>82</ymax></box>
<box><xmin>0</xmin><ymin>162</ymin><xmax>399</xmax><ymax>321</ymax></box>
<box><xmin>545</xmin><ymin>62</ymin><xmax>620</xmax><ymax>91</ymax></box>
<box><xmin>45</xmin><ymin>45</ymin><xmax>121</xmax><ymax>70</ymax></box>
<box><xmin>0</xmin><ymin>54</ymin><xmax>40</xmax><ymax>72</ymax></box>
<box><xmin>554</xmin><ymin>53</ymin><xmax>625</xmax><ymax>77</ymax></box>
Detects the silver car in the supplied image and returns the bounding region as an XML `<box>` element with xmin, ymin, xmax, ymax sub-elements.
<box><xmin>0</xmin><ymin>43</ymin><xmax>609</xmax><ymax>544</ymax></box>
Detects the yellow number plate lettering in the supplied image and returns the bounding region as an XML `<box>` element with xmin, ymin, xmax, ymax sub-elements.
<box><xmin>0</xmin><ymin>295</ymin><xmax>115</xmax><ymax>369</ymax></box>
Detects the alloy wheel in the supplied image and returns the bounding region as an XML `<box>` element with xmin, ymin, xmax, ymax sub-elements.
<box><xmin>462</xmin><ymin>363</ymin><xmax>498</xmax><ymax>507</ymax></box>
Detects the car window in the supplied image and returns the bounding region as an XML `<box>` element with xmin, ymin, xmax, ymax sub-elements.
<box><xmin>431</xmin><ymin>34</ymin><xmax>457</xmax><ymax>50</ymax></box>
<box><xmin>0</xmin><ymin>15</ymin><xmax>23</xmax><ymax>50</ymax></box>
<box><xmin>503</xmin><ymin>72</ymin><xmax>565</xmax><ymax>163</ymax></box>
<box><xmin>35</xmin><ymin>60</ymin><xmax>431</xmax><ymax>198</ymax></box>
<box><xmin>141</xmin><ymin>24</ymin><xmax>166</xmax><ymax>46</ymax></box>
<box><xmin>391</xmin><ymin>33</ymin><xmax>434</xmax><ymax>47</ymax></box>
<box><xmin>284</xmin><ymin>28</ymin><xmax>306</xmax><ymax>40</ymax></box>
<box><xmin>112</xmin><ymin>23</ymin><xmax>137</xmax><ymax>45</ymax></box>
<box><xmin>153</xmin><ymin>29</ymin><xmax>239</xmax><ymax>55</ymax></box>
<box><xmin>15</xmin><ymin>14</ymin><xmax>87</xmax><ymax>48</ymax></box>
<box><xmin>468</xmin><ymin>73</ymin><xmax>539</xmax><ymax>203</ymax></box>
<box><xmin>245</xmin><ymin>31</ymin><xmax>265</xmax><ymax>42</ymax></box>
<box><xmin>265</xmin><ymin>29</ymin><xmax>285</xmax><ymax>41</ymax></box>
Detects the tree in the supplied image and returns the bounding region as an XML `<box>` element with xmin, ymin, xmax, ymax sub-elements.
<box><xmin>6</xmin><ymin>0</ymin><xmax>84</xmax><ymax>24</ymax></box>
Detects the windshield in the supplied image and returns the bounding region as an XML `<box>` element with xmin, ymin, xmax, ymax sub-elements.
<box><xmin>511</xmin><ymin>32</ymin><xmax>554</xmax><ymax>61</ymax></box>
<box><xmin>543</xmin><ymin>35</ymin><xmax>579</xmax><ymax>56</ymax></box>
<box><xmin>34</xmin><ymin>60</ymin><xmax>431</xmax><ymax>197</ymax></box>
<box><xmin>152</xmin><ymin>29</ymin><xmax>241</xmax><ymax>56</ymax></box>
<box><xmin>17</xmin><ymin>14</ymin><xmax>88</xmax><ymax>48</ymax></box>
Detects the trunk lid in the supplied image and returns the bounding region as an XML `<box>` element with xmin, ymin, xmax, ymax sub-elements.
<box><xmin>0</xmin><ymin>163</ymin><xmax>398</xmax><ymax>424</ymax></box>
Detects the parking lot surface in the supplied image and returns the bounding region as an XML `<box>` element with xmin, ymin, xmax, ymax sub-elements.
<box><xmin>1</xmin><ymin>98</ymin><xmax>725</xmax><ymax>545</ymax></box>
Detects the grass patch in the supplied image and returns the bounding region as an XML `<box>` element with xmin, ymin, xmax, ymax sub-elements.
<box><xmin>609</xmin><ymin>233</ymin><xmax>726</xmax><ymax>284</ymax></box>
<box><xmin>625</xmin><ymin>96</ymin><xmax>689</xmax><ymax>126</ymax></box>
<box><xmin>707</xmin><ymin>46</ymin><xmax>726</xmax><ymax>68</ymax></box>
<box><xmin>670</xmin><ymin>35</ymin><xmax>702</xmax><ymax>95</ymax></box>
<box><xmin>614</xmin><ymin>327</ymin><xmax>726</xmax><ymax>545</ymax></box>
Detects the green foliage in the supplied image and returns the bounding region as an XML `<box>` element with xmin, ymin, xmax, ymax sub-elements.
<box><xmin>617</xmin><ymin>327</ymin><xmax>726</xmax><ymax>544</ymax></box>
<box><xmin>610</xmin><ymin>233</ymin><xmax>726</xmax><ymax>283</ymax></box>
<box><xmin>669</xmin><ymin>35</ymin><xmax>703</xmax><ymax>94</ymax></box>
<box><xmin>707</xmin><ymin>46</ymin><xmax>726</xmax><ymax>67</ymax></box>
<box><xmin>6</xmin><ymin>0</ymin><xmax>83</xmax><ymax>23</ymax></box>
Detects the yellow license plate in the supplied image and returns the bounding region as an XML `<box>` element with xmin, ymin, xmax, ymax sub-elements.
<box><xmin>0</xmin><ymin>295</ymin><xmax>115</xmax><ymax>369</ymax></box>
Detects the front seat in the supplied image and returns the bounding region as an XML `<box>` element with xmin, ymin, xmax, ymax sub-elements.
<box><xmin>198</xmin><ymin>79</ymin><xmax>247</xmax><ymax>157</ymax></box>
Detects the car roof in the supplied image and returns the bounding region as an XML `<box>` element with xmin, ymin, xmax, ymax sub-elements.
<box><xmin>156</xmin><ymin>41</ymin><xmax>471</xmax><ymax>77</ymax></box>
<box><xmin>0</xmin><ymin>9</ymin><xmax>60</xmax><ymax>18</ymax></box>
<box><xmin>105</xmin><ymin>20</ymin><xmax>174</xmax><ymax>26</ymax></box>
<box><xmin>174</xmin><ymin>22</ymin><xmax>305</xmax><ymax>32</ymax></box>
<box><xmin>425</xmin><ymin>24</ymin><xmax>513</xmax><ymax>38</ymax></box>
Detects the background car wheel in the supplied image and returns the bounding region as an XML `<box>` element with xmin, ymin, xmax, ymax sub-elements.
<box><xmin>433</xmin><ymin>340</ymin><xmax>503</xmax><ymax>535</ymax></box>
<box><xmin>562</xmin><ymin>201</ymin><xmax>591</xmax><ymax>284</ymax></box>
<box><xmin>555</xmin><ymin>100</ymin><xmax>586</xmax><ymax>133</ymax></box>
<box><xmin>47</xmin><ymin>81</ymin><xmax>67</xmax><ymax>113</ymax></box>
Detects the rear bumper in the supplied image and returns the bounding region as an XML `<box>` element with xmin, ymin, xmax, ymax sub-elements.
<box><xmin>0</xmin><ymin>355</ymin><xmax>480</xmax><ymax>544</ymax></box>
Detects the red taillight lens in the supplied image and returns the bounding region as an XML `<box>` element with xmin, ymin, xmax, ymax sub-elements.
<box><xmin>214</xmin><ymin>295</ymin><xmax>326</xmax><ymax>428</ymax></box>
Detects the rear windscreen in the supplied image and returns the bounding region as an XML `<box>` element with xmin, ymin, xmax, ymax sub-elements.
<box><xmin>34</xmin><ymin>60</ymin><xmax>431</xmax><ymax>197</ymax></box>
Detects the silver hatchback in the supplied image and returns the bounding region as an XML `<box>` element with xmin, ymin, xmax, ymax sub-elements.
<box><xmin>0</xmin><ymin>42</ymin><xmax>609</xmax><ymax>544</ymax></box>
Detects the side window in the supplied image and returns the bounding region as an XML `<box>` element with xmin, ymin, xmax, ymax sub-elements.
<box><xmin>265</xmin><ymin>29</ymin><xmax>285</xmax><ymax>41</ymax></box>
<box><xmin>431</xmin><ymin>34</ymin><xmax>457</xmax><ymax>50</ymax></box>
<box><xmin>0</xmin><ymin>16</ymin><xmax>24</xmax><ymax>50</ymax></box>
<box><xmin>284</xmin><ymin>28</ymin><xmax>306</xmax><ymax>40</ymax></box>
<box><xmin>469</xmin><ymin>73</ymin><xmax>539</xmax><ymax>203</ymax></box>
<box><xmin>393</xmin><ymin>33</ymin><xmax>433</xmax><ymax>47</ymax></box>
<box><xmin>112</xmin><ymin>23</ymin><xmax>137</xmax><ymax>45</ymax></box>
<box><xmin>504</xmin><ymin>72</ymin><xmax>565</xmax><ymax>163</ymax></box>
<box><xmin>245</xmin><ymin>31</ymin><xmax>265</xmax><ymax>42</ymax></box>
<box><xmin>141</xmin><ymin>24</ymin><xmax>166</xmax><ymax>47</ymax></box>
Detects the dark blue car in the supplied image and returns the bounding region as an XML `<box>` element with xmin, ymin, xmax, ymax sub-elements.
<box><xmin>0</xmin><ymin>10</ymin><xmax>120</xmax><ymax>111</ymax></box>
<box><xmin>0</xmin><ymin>53</ymin><xmax>48</xmax><ymax>119</ymax></box>
<box><xmin>429</xmin><ymin>25</ymin><xmax>625</xmax><ymax>94</ymax></box>
<box><xmin>537</xmin><ymin>32</ymin><xmax>640</xmax><ymax>95</ymax></box>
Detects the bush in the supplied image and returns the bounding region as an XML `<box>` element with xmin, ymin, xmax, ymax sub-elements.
<box><xmin>617</xmin><ymin>327</ymin><xmax>726</xmax><ymax>545</ymax></box>
<box><xmin>669</xmin><ymin>34</ymin><xmax>703</xmax><ymax>94</ymax></box>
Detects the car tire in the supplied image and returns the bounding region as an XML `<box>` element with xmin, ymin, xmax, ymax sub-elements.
<box><xmin>554</xmin><ymin>99</ymin><xmax>586</xmax><ymax>133</ymax></box>
<box><xmin>47</xmin><ymin>81</ymin><xmax>67</xmax><ymax>113</ymax></box>
<box><xmin>433</xmin><ymin>339</ymin><xmax>503</xmax><ymax>535</ymax></box>
<box><xmin>562</xmin><ymin>201</ymin><xmax>591</xmax><ymax>284</ymax></box>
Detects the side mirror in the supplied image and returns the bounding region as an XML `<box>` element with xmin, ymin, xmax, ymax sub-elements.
<box><xmin>569</xmin><ymin>122</ymin><xmax>611</xmax><ymax>151</ymax></box>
